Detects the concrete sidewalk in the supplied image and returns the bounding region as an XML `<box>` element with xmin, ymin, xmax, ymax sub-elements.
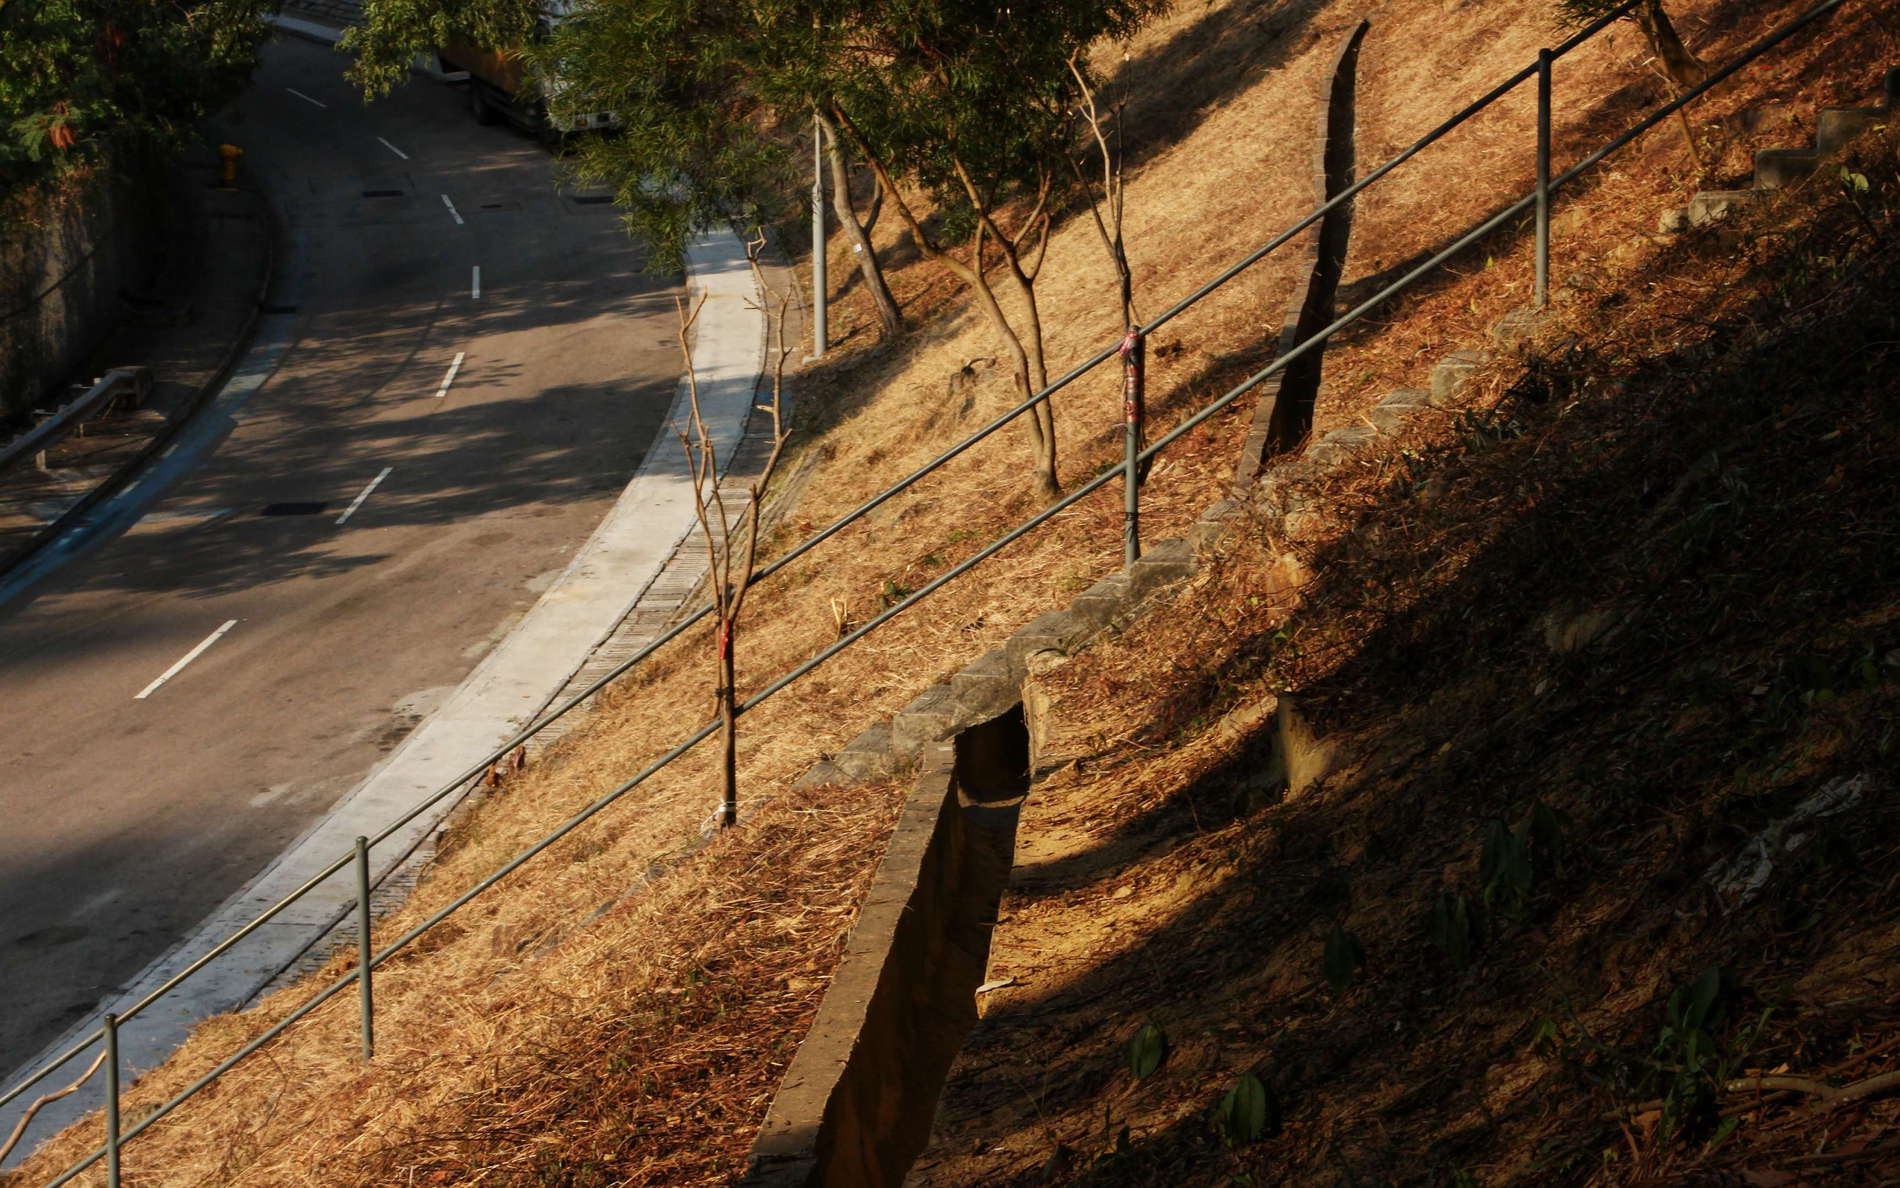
<box><xmin>0</xmin><ymin>147</ymin><xmax>272</xmax><ymax>582</ymax></box>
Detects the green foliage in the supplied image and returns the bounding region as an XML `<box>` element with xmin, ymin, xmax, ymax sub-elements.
<box><xmin>1653</xmin><ymin>966</ymin><xmax>1726</xmax><ymax>1135</ymax></box>
<box><xmin>1214</xmin><ymin>1073</ymin><xmax>1279</xmax><ymax>1146</ymax></box>
<box><xmin>347</xmin><ymin>0</ymin><xmax>1163</xmax><ymax>269</ymax></box>
<box><xmin>1126</xmin><ymin>1021</ymin><xmax>1168</xmax><ymax>1079</ymax></box>
<box><xmin>1427</xmin><ymin>889</ymin><xmax>1480</xmax><ymax>971</ymax></box>
<box><xmin>1322</xmin><ymin>922</ymin><xmax>1365</xmax><ymax>994</ymax></box>
<box><xmin>1479</xmin><ymin>801</ymin><xmax>1566</xmax><ymax>921</ymax></box>
<box><xmin>0</xmin><ymin>0</ymin><xmax>272</xmax><ymax>193</ymax></box>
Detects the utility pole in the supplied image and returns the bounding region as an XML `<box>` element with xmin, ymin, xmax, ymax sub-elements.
<box><xmin>810</xmin><ymin>116</ymin><xmax>827</xmax><ymax>359</ymax></box>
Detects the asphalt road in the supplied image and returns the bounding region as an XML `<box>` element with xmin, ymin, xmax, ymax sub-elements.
<box><xmin>0</xmin><ymin>37</ymin><xmax>682</xmax><ymax>1073</ymax></box>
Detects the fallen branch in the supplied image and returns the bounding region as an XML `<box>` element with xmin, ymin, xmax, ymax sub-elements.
<box><xmin>1606</xmin><ymin>1068</ymin><xmax>1900</xmax><ymax>1119</ymax></box>
<box><xmin>0</xmin><ymin>1049</ymin><xmax>109</xmax><ymax>1164</ymax></box>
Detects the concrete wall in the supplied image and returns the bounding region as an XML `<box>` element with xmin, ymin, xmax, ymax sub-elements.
<box><xmin>0</xmin><ymin>153</ymin><xmax>166</xmax><ymax>427</ymax></box>
<box><xmin>746</xmin><ymin>711</ymin><xmax>1028</xmax><ymax>1188</ymax></box>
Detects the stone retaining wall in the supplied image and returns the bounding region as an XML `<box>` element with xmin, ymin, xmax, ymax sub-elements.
<box><xmin>0</xmin><ymin>152</ymin><xmax>168</xmax><ymax>426</ymax></box>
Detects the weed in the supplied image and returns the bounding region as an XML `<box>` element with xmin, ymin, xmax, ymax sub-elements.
<box><xmin>1213</xmin><ymin>1072</ymin><xmax>1279</xmax><ymax>1146</ymax></box>
<box><xmin>1427</xmin><ymin>889</ymin><xmax>1480</xmax><ymax>972</ymax></box>
<box><xmin>1322</xmin><ymin>923</ymin><xmax>1365</xmax><ymax>994</ymax></box>
<box><xmin>1127</xmin><ymin>1021</ymin><xmax>1168</xmax><ymax>1079</ymax></box>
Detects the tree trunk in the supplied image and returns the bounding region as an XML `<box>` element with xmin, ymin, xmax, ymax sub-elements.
<box><xmin>717</xmin><ymin>617</ymin><xmax>737</xmax><ymax>828</ymax></box>
<box><xmin>1003</xmin><ymin>263</ymin><xmax>1059</xmax><ymax>498</ymax></box>
<box><xmin>1636</xmin><ymin>0</ymin><xmax>1706</xmax><ymax>91</ymax></box>
<box><xmin>815</xmin><ymin>108</ymin><xmax>901</xmax><ymax>338</ymax></box>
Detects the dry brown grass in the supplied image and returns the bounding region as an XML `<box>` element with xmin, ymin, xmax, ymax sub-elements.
<box><xmin>11</xmin><ymin>0</ymin><xmax>1897</xmax><ymax>1181</ymax></box>
<box><xmin>914</xmin><ymin>116</ymin><xmax>1900</xmax><ymax>1186</ymax></box>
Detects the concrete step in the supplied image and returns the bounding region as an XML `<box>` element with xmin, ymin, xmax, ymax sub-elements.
<box><xmin>1754</xmin><ymin>147</ymin><xmax>1818</xmax><ymax>190</ymax></box>
<box><xmin>951</xmin><ymin>648</ymin><xmax>1020</xmax><ymax>723</ymax></box>
<box><xmin>1816</xmin><ymin>107</ymin><xmax>1883</xmax><ymax>156</ymax></box>
<box><xmin>1368</xmin><ymin>389</ymin><xmax>1432</xmax><ymax>435</ymax></box>
<box><xmin>890</xmin><ymin>683</ymin><xmax>959</xmax><ymax>759</ymax></box>
<box><xmin>1687</xmin><ymin>190</ymin><xmax>1757</xmax><ymax>227</ymax></box>
<box><xmin>833</xmin><ymin>721</ymin><xmax>894</xmax><ymax>779</ymax></box>
<box><xmin>1429</xmin><ymin>350</ymin><xmax>1488</xmax><ymax>407</ymax></box>
<box><xmin>1488</xmin><ymin>307</ymin><xmax>1547</xmax><ymax>350</ymax></box>
<box><xmin>1127</xmin><ymin>537</ymin><xmax>1195</xmax><ymax>601</ymax></box>
<box><xmin>1304</xmin><ymin>424</ymin><xmax>1377</xmax><ymax>468</ymax></box>
<box><xmin>1068</xmin><ymin>571</ymin><xmax>1135</xmax><ymax>634</ymax></box>
<box><xmin>1190</xmin><ymin>500</ymin><xmax>1244</xmax><ymax>551</ymax></box>
<box><xmin>1006</xmin><ymin>609</ymin><xmax>1088</xmax><ymax>675</ymax></box>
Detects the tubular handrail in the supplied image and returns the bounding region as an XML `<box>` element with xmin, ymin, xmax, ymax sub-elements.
<box><xmin>20</xmin><ymin>0</ymin><xmax>1849</xmax><ymax>1177</ymax></box>
<box><xmin>0</xmin><ymin>369</ymin><xmax>146</xmax><ymax>477</ymax></box>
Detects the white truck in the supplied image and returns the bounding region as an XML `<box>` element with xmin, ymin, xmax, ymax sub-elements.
<box><xmin>440</xmin><ymin>14</ymin><xmax>615</xmax><ymax>138</ymax></box>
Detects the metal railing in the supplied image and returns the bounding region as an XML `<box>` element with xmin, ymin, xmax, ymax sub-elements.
<box><xmin>0</xmin><ymin>369</ymin><xmax>149</xmax><ymax>477</ymax></box>
<box><xmin>9</xmin><ymin>0</ymin><xmax>1852</xmax><ymax>1179</ymax></box>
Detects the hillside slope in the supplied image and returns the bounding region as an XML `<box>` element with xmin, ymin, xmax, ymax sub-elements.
<box><xmin>6</xmin><ymin>0</ymin><xmax>1895</xmax><ymax>1182</ymax></box>
<box><xmin>914</xmin><ymin>121</ymin><xmax>1900</xmax><ymax>1186</ymax></box>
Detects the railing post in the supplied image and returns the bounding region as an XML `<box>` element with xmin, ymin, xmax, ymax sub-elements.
<box><xmin>1535</xmin><ymin>47</ymin><xmax>1553</xmax><ymax>309</ymax></box>
<box><xmin>811</xmin><ymin>116</ymin><xmax>828</xmax><ymax>359</ymax></box>
<box><xmin>355</xmin><ymin>836</ymin><xmax>374</xmax><ymax>1060</ymax></box>
<box><xmin>104</xmin><ymin>1013</ymin><xmax>121</xmax><ymax>1188</ymax></box>
<box><xmin>1119</xmin><ymin>328</ymin><xmax>1145</xmax><ymax>567</ymax></box>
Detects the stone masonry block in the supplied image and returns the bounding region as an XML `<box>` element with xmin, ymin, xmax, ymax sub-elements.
<box><xmin>891</xmin><ymin>683</ymin><xmax>959</xmax><ymax>759</ymax></box>
<box><xmin>1251</xmin><ymin>464</ymin><xmax>1319</xmax><ymax>519</ymax></box>
<box><xmin>1067</xmin><ymin>572</ymin><xmax>1133</xmax><ymax>634</ymax></box>
<box><xmin>1190</xmin><ymin>500</ymin><xmax>1245</xmax><ymax>552</ymax></box>
<box><xmin>1816</xmin><ymin>107</ymin><xmax>1882</xmax><ymax>156</ymax></box>
<box><xmin>833</xmin><ymin>722</ymin><xmax>893</xmax><ymax>780</ymax></box>
<box><xmin>1686</xmin><ymin>190</ymin><xmax>1756</xmax><ymax>227</ymax></box>
<box><xmin>1429</xmin><ymin>350</ymin><xmax>1488</xmax><ymax>407</ymax></box>
<box><xmin>1005</xmin><ymin>610</ymin><xmax>1086</xmax><ymax>676</ymax></box>
<box><xmin>1127</xmin><ymin>537</ymin><xmax>1195</xmax><ymax>601</ymax></box>
<box><xmin>1305</xmin><ymin>425</ymin><xmax>1377</xmax><ymax>469</ymax></box>
<box><xmin>950</xmin><ymin>648</ymin><xmax>1021</xmax><ymax>723</ymax></box>
<box><xmin>1753</xmin><ymin>147</ymin><xmax>1818</xmax><ymax>190</ymax></box>
<box><xmin>1488</xmin><ymin>307</ymin><xmax>1548</xmax><ymax>351</ymax></box>
<box><xmin>1368</xmin><ymin>388</ymin><xmax>1431</xmax><ymax>435</ymax></box>
<box><xmin>791</xmin><ymin>761</ymin><xmax>849</xmax><ymax>789</ymax></box>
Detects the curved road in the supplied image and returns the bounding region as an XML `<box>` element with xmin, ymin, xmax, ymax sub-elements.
<box><xmin>0</xmin><ymin>37</ymin><xmax>682</xmax><ymax>1074</ymax></box>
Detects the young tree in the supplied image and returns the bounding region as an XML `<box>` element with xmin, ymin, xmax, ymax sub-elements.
<box><xmin>823</xmin><ymin>0</ymin><xmax>1164</xmax><ymax>497</ymax></box>
<box><xmin>676</xmin><ymin>234</ymin><xmax>792</xmax><ymax>829</ymax></box>
<box><xmin>1559</xmin><ymin>0</ymin><xmax>1706</xmax><ymax>92</ymax></box>
<box><xmin>351</xmin><ymin>0</ymin><xmax>905</xmax><ymax>336</ymax></box>
<box><xmin>815</xmin><ymin>107</ymin><xmax>902</xmax><ymax>338</ymax></box>
<box><xmin>348</xmin><ymin>0</ymin><xmax>1163</xmax><ymax>494</ymax></box>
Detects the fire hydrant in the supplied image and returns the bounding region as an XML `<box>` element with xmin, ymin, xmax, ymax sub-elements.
<box><xmin>218</xmin><ymin>144</ymin><xmax>243</xmax><ymax>189</ymax></box>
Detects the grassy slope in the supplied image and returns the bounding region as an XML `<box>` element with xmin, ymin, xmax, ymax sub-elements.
<box><xmin>7</xmin><ymin>0</ymin><xmax>1895</xmax><ymax>1181</ymax></box>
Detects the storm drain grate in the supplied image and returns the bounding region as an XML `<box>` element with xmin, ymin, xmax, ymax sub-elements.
<box><xmin>361</xmin><ymin>189</ymin><xmax>405</xmax><ymax>198</ymax></box>
<box><xmin>259</xmin><ymin>502</ymin><xmax>329</xmax><ymax>516</ymax></box>
<box><xmin>568</xmin><ymin>194</ymin><xmax>613</xmax><ymax>205</ymax></box>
